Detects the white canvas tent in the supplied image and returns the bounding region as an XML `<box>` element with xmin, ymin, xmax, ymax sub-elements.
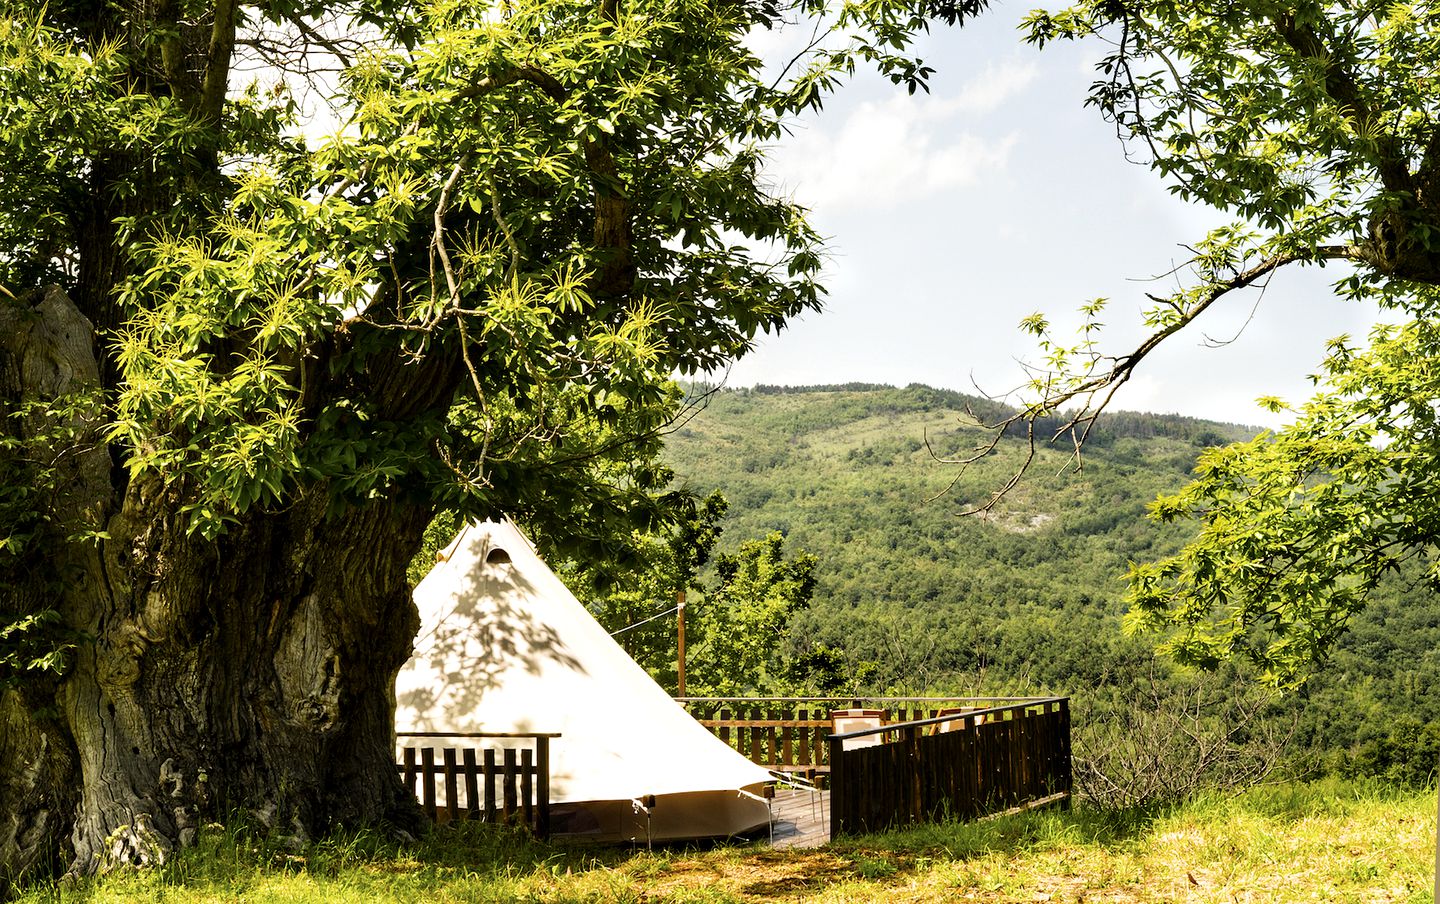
<box><xmin>395</xmin><ymin>519</ymin><xmax>773</xmax><ymax>841</ymax></box>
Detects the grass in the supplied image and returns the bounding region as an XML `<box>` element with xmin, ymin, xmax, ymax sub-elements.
<box><xmin>13</xmin><ymin>781</ymin><xmax>1435</xmax><ymax>903</ymax></box>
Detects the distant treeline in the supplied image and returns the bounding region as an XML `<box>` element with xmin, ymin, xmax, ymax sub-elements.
<box><xmin>693</xmin><ymin>382</ymin><xmax>1261</xmax><ymax>449</ymax></box>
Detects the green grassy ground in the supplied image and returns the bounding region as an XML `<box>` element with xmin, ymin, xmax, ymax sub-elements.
<box><xmin>15</xmin><ymin>781</ymin><xmax>1434</xmax><ymax>903</ymax></box>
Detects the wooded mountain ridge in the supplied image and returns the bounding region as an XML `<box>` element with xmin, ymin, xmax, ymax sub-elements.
<box><xmin>660</xmin><ymin>383</ymin><xmax>1440</xmax><ymax>785</ymax></box>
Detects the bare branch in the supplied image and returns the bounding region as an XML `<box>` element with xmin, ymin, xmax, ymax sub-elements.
<box><xmin>489</xmin><ymin>178</ymin><xmax>521</xmax><ymax>283</ymax></box>
<box><xmin>430</xmin><ymin>158</ymin><xmax>469</xmax><ymax>318</ymax></box>
<box><xmin>279</xmin><ymin>12</ymin><xmax>357</xmax><ymax>68</ymax></box>
<box><xmin>1080</xmin><ymin>246</ymin><xmax>1357</xmax><ymax>404</ymax></box>
<box><xmin>940</xmin><ymin>243</ymin><xmax>1361</xmax><ymax>510</ymax></box>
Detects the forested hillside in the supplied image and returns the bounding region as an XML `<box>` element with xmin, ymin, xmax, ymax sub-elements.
<box><xmin>661</xmin><ymin>384</ymin><xmax>1440</xmax><ymax>786</ymax></box>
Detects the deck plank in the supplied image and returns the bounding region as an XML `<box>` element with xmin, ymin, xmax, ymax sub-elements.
<box><xmin>767</xmin><ymin>788</ymin><xmax>830</xmax><ymax>849</ymax></box>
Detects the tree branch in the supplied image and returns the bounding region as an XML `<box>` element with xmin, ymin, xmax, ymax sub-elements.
<box><xmin>452</xmin><ymin>60</ymin><xmax>632</xmax><ymax>298</ymax></box>
<box><xmin>202</xmin><ymin>0</ymin><xmax>239</xmax><ymax>128</ymax></box>
<box><xmin>431</xmin><ymin>159</ymin><xmax>467</xmax><ymax>316</ymax></box>
<box><xmin>947</xmin><ymin>243</ymin><xmax>1361</xmax><ymax>512</ymax></box>
<box><xmin>1270</xmin><ymin>14</ymin><xmax>1414</xmax><ymax>196</ymax></box>
<box><xmin>454</xmin><ymin>65</ymin><xmax>568</xmax><ymax>103</ymax></box>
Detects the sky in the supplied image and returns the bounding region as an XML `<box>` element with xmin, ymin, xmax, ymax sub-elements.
<box><xmin>717</xmin><ymin>6</ymin><xmax>1384</xmax><ymax>429</ymax></box>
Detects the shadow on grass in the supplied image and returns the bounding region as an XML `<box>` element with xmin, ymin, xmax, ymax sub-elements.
<box><xmin>275</xmin><ymin>819</ymin><xmax>665</xmax><ymax>881</ymax></box>
<box><xmin>156</xmin><ymin>802</ymin><xmax>1172</xmax><ymax>889</ymax></box>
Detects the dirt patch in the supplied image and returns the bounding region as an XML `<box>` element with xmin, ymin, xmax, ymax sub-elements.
<box><xmin>642</xmin><ymin>850</ymin><xmax>875</xmax><ymax>900</ymax></box>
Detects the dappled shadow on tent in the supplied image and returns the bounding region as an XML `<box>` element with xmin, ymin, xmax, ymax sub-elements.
<box><xmin>395</xmin><ymin>520</ymin><xmax>773</xmax><ymax>841</ymax></box>
<box><xmin>396</xmin><ymin>532</ymin><xmax>586</xmax><ymax>733</ymax></box>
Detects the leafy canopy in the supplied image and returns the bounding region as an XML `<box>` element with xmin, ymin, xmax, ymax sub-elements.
<box><xmin>0</xmin><ymin>0</ymin><xmax>984</xmax><ymax>559</ymax></box>
<box><xmin>1007</xmin><ymin>1</ymin><xmax>1440</xmax><ymax>685</ymax></box>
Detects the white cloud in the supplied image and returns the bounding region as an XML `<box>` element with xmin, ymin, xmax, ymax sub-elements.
<box><xmin>949</xmin><ymin>58</ymin><xmax>1041</xmax><ymax>114</ymax></box>
<box><xmin>763</xmin><ymin>58</ymin><xmax>1037</xmax><ymax>211</ymax></box>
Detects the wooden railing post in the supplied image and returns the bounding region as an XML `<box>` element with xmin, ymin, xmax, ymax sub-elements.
<box><xmin>768</xmin><ymin>706</ymin><xmax>780</xmax><ymax>767</ymax></box>
<box><xmin>402</xmin><ymin>746</ymin><xmax>417</xmax><ymax>800</ymax></box>
<box><xmin>420</xmin><ymin>747</ymin><xmax>437</xmax><ymax>821</ymax></box>
<box><xmin>814</xmin><ymin>710</ymin><xmax>826</xmax><ymax>770</ymax></box>
<box><xmin>443</xmin><ymin>747</ymin><xmax>460</xmax><ymax>823</ymax></box>
<box><xmin>797</xmin><ymin>708</ymin><xmax>810</xmax><ymax>770</ymax></box>
<box><xmin>536</xmin><ymin>736</ymin><xmax>551</xmax><ymax>838</ymax></box>
<box><xmin>828</xmin><ymin>734</ymin><xmax>846</xmax><ymax>836</ymax></box>
<box><xmin>462</xmin><ymin>748</ymin><xmax>479</xmax><ymax>820</ymax></box>
<box><xmin>521</xmin><ymin>749</ymin><xmax>535</xmax><ymax>829</ymax></box>
<box><xmin>905</xmin><ymin>725</ymin><xmax>922</xmax><ymax>823</ymax></box>
<box><xmin>1057</xmin><ymin>698</ymin><xmax>1073</xmax><ymax>807</ymax></box>
<box><xmin>483</xmin><ymin>748</ymin><xmax>497</xmax><ymax>822</ymax></box>
<box><xmin>502</xmin><ymin>748</ymin><xmax>519</xmax><ymax>821</ymax></box>
<box><xmin>754</xmin><ymin>706</ymin><xmax>763</xmax><ymax>765</ymax></box>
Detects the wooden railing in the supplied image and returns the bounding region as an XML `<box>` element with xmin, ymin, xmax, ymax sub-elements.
<box><xmin>395</xmin><ymin>732</ymin><xmax>558</xmax><ymax>838</ymax></box>
<box><xmin>681</xmin><ymin>699</ymin><xmax>831</xmax><ymax>776</ymax></box>
<box><xmin>678</xmin><ymin>697</ymin><xmax>1044</xmax><ymax>779</ymax></box>
<box><xmin>827</xmin><ymin>697</ymin><xmax>1071</xmax><ymax>836</ymax></box>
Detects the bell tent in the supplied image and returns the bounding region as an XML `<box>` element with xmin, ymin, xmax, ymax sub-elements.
<box><xmin>394</xmin><ymin>519</ymin><xmax>773</xmax><ymax>841</ymax></box>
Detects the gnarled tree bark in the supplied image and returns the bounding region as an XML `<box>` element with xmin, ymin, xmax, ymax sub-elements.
<box><xmin>1</xmin><ymin>286</ymin><xmax>430</xmax><ymax>884</ymax></box>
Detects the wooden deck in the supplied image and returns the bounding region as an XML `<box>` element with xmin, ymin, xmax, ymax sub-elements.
<box><xmin>767</xmin><ymin>788</ymin><xmax>830</xmax><ymax>848</ymax></box>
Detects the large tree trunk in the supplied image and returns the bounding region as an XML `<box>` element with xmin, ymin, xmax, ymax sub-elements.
<box><xmin>1</xmin><ymin>287</ymin><xmax>428</xmax><ymax>887</ymax></box>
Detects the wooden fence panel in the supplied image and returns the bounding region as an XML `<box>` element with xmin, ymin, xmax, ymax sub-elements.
<box><xmin>828</xmin><ymin>698</ymin><xmax>1071</xmax><ymax>837</ymax></box>
<box><xmin>684</xmin><ymin>698</ymin><xmax>1029</xmax><ymax>778</ymax></box>
<box><xmin>396</xmin><ymin>738</ymin><xmax>553</xmax><ymax>838</ymax></box>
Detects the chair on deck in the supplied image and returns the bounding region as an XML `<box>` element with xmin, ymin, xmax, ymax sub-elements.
<box><xmin>830</xmin><ymin>708</ymin><xmax>887</xmax><ymax>750</ymax></box>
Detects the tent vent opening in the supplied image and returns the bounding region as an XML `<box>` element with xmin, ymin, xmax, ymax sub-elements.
<box><xmin>485</xmin><ymin>548</ymin><xmax>512</xmax><ymax>565</ymax></box>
